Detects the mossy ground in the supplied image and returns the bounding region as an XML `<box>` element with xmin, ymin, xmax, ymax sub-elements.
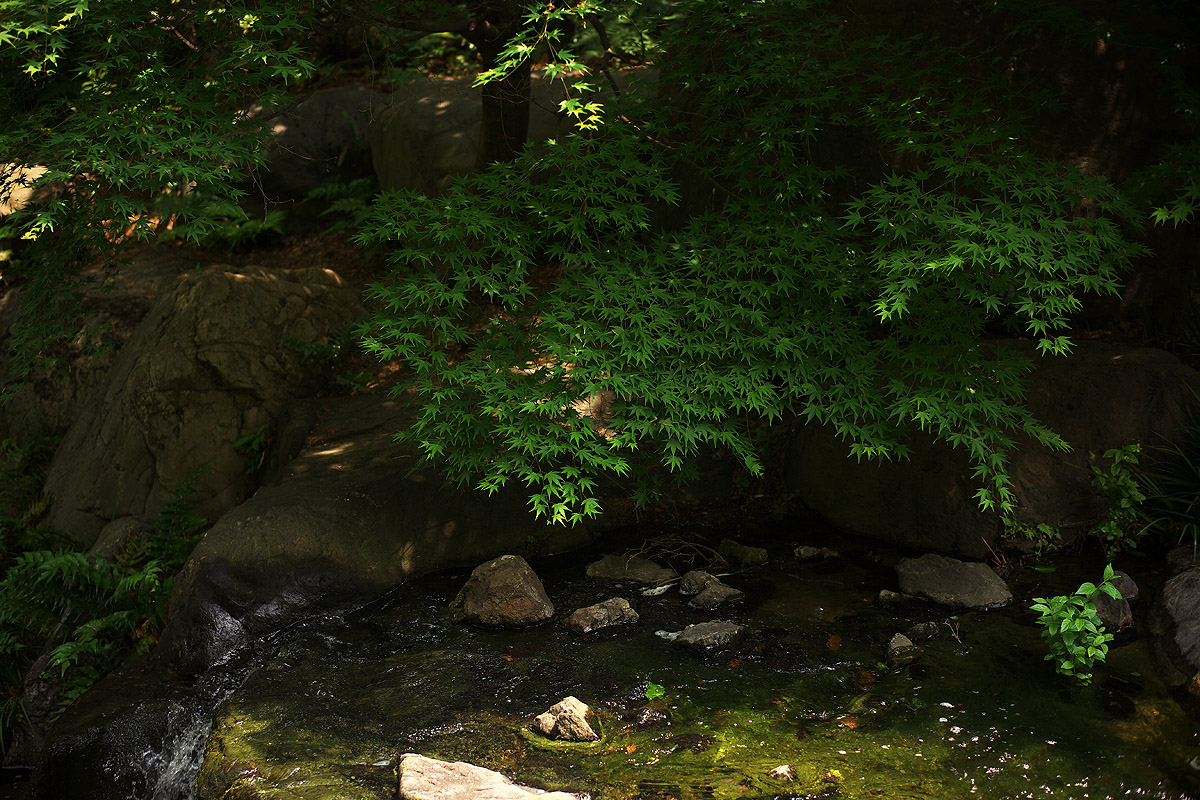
<box><xmin>196</xmin><ymin>533</ymin><xmax>1200</xmax><ymax>800</ymax></box>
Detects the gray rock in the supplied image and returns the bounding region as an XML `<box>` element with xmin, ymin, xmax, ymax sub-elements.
<box><xmin>532</xmin><ymin>696</ymin><xmax>599</xmax><ymax>742</ymax></box>
<box><xmin>398</xmin><ymin>753</ymin><xmax>586</xmax><ymax>800</ymax></box>
<box><xmin>679</xmin><ymin>570</ymin><xmax>716</xmax><ymax>595</ymax></box>
<box><xmin>24</xmin><ymin>664</ymin><xmax>209</xmax><ymax>799</ymax></box>
<box><xmin>895</xmin><ymin>554</ymin><xmax>1012</xmax><ymax>609</ymax></box>
<box><xmin>786</xmin><ymin>341</ymin><xmax>1200</xmax><ymax>557</ymax></box>
<box><xmin>718</xmin><ymin>539</ymin><xmax>768</xmax><ymax>566</ymax></box>
<box><xmin>585</xmin><ymin>554</ymin><xmax>677</xmax><ymax>586</ymax></box>
<box><xmin>1094</xmin><ymin>570</ymin><xmax>1137</xmax><ymax>632</ymax></box>
<box><xmin>42</xmin><ymin>265</ymin><xmax>364</xmax><ymax>543</ymax></box>
<box><xmin>887</xmin><ymin>633</ymin><xmax>918</xmax><ymax>666</ymax></box>
<box><xmin>672</xmin><ymin>621</ymin><xmax>746</xmax><ymax>651</ymax></box>
<box><xmin>458</xmin><ymin>555</ymin><xmax>555</xmax><ymax>628</ymax></box>
<box><xmin>688</xmin><ymin>580</ymin><xmax>744</xmax><ymax>611</ymax></box>
<box><xmin>563</xmin><ymin>598</ymin><xmax>639</xmax><ymax>634</ymax></box>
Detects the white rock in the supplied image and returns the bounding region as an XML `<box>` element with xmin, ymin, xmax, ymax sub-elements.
<box><xmin>398</xmin><ymin>753</ymin><xmax>587</xmax><ymax>800</ymax></box>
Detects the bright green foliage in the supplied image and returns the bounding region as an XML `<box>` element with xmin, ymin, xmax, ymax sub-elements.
<box><xmin>644</xmin><ymin>681</ymin><xmax>665</xmax><ymax>700</ymax></box>
<box><xmin>1030</xmin><ymin>564</ymin><xmax>1122</xmax><ymax>685</ymax></box>
<box><xmin>1090</xmin><ymin>445</ymin><xmax>1148</xmax><ymax>555</ymax></box>
<box><xmin>0</xmin><ymin>468</ymin><xmax>209</xmax><ymax>750</ymax></box>
<box><xmin>358</xmin><ymin>0</ymin><xmax>1147</xmax><ymax>523</ymax></box>
<box><xmin>0</xmin><ymin>0</ymin><xmax>317</xmax><ymax>392</ymax></box>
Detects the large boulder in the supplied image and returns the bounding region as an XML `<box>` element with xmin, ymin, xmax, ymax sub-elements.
<box><xmin>0</xmin><ymin>247</ymin><xmax>194</xmax><ymax>444</ymax></box>
<box><xmin>41</xmin><ymin>265</ymin><xmax>363</xmax><ymax>543</ymax></box>
<box><xmin>786</xmin><ymin>341</ymin><xmax>1200</xmax><ymax>557</ymax></box>
<box><xmin>156</xmin><ymin>394</ymin><xmax>598</xmax><ymax>677</ymax></box>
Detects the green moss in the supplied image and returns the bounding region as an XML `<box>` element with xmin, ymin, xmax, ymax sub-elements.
<box><xmin>194</xmin><ymin>566</ymin><xmax>1200</xmax><ymax>800</ymax></box>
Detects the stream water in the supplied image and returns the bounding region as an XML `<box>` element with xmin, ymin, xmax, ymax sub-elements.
<box><xmin>186</xmin><ymin>524</ymin><xmax>1200</xmax><ymax>800</ymax></box>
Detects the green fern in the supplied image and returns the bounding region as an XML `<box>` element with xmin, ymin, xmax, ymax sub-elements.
<box><xmin>0</xmin><ymin>466</ymin><xmax>210</xmax><ymax>749</ymax></box>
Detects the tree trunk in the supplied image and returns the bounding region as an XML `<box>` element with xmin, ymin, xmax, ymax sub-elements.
<box><xmin>465</xmin><ymin>2</ymin><xmax>531</xmax><ymax>168</ymax></box>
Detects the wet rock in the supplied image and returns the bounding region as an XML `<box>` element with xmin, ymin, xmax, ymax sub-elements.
<box><xmin>887</xmin><ymin>633</ymin><xmax>918</xmax><ymax>667</ymax></box>
<box><xmin>895</xmin><ymin>554</ymin><xmax>1012</xmax><ymax>609</ymax></box>
<box><xmin>26</xmin><ymin>664</ymin><xmax>209</xmax><ymax>800</ymax></box>
<box><xmin>585</xmin><ymin>554</ymin><xmax>677</xmax><ymax>586</ymax></box>
<box><xmin>876</xmin><ymin>589</ymin><xmax>903</xmax><ymax>605</ymax></box>
<box><xmin>458</xmin><ymin>555</ymin><xmax>554</xmax><ymax>628</ymax></box>
<box><xmin>398</xmin><ymin>753</ymin><xmax>586</xmax><ymax>800</ymax></box>
<box><xmin>718</xmin><ymin>539</ymin><xmax>768</xmax><ymax>566</ymax></box>
<box><xmin>671</xmin><ymin>621</ymin><xmax>746</xmax><ymax>651</ymax></box>
<box><xmin>532</xmin><ymin>696</ymin><xmax>599</xmax><ymax>742</ymax></box>
<box><xmin>794</xmin><ymin>546</ymin><xmax>839</xmax><ymax>560</ymax></box>
<box><xmin>688</xmin><ymin>580</ymin><xmax>744</xmax><ymax>611</ymax></box>
<box><xmin>156</xmin><ymin>395</ymin><xmax>599</xmax><ymax>680</ymax></box>
<box><xmin>563</xmin><ymin>598</ymin><xmax>639</xmax><ymax>634</ymax></box>
<box><xmin>905</xmin><ymin>621</ymin><xmax>941</xmax><ymax>642</ymax></box>
<box><xmin>1150</xmin><ymin>567</ymin><xmax>1200</xmax><ymax>686</ymax></box>
<box><xmin>1094</xmin><ymin>570</ymin><xmax>1137</xmax><ymax>633</ymax></box>
<box><xmin>679</xmin><ymin>570</ymin><xmax>715</xmax><ymax>595</ymax></box>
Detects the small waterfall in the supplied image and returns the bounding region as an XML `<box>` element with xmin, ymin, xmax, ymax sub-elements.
<box><xmin>146</xmin><ymin>704</ymin><xmax>215</xmax><ymax>800</ymax></box>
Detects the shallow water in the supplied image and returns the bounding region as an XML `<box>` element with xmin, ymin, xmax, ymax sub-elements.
<box><xmin>194</xmin><ymin>530</ymin><xmax>1200</xmax><ymax>800</ymax></box>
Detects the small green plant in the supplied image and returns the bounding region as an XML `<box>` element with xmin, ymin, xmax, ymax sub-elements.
<box><xmin>1004</xmin><ymin>519</ymin><xmax>1063</xmax><ymax>556</ymax></box>
<box><xmin>644</xmin><ymin>682</ymin><xmax>665</xmax><ymax>701</ymax></box>
<box><xmin>232</xmin><ymin>424</ymin><xmax>271</xmax><ymax>477</ymax></box>
<box><xmin>1135</xmin><ymin>401</ymin><xmax>1200</xmax><ymax>557</ymax></box>
<box><xmin>1030</xmin><ymin>564</ymin><xmax>1122</xmax><ymax>685</ymax></box>
<box><xmin>1091</xmin><ymin>445</ymin><xmax>1147</xmax><ymax>556</ymax></box>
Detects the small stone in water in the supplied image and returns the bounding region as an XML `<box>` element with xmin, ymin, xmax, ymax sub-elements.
<box><xmin>672</xmin><ymin>621</ymin><xmax>746</xmax><ymax>650</ymax></box>
<box><xmin>680</xmin><ymin>570</ymin><xmax>716</xmax><ymax>595</ymax></box>
<box><xmin>794</xmin><ymin>546</ymin><xmax>839</xmax><ymax>560</ymax></box>
<box><xmin>768</xmin><ymin>764</ymin><xmax>795</xmax><ymax>780</ymax></box>
<box><xmin>532</xmin><ymin>696</ymin><xmax>599</xmax><ymax>742</ymax></box>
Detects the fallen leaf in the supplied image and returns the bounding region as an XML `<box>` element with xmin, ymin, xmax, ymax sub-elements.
<box><xmin>728</xmin><ymin>657</ymin><xmax>743</xmax><ymax>668</ymax></box>
<box><xmin>826</xmin><ymin>634</ymin><xmax>842</xmax><ymax>651</ymax></box>
<box><xmin>839</xmin><ymin>716</ymin><xmax>858</xmax><ymax>729</ymax></box>
<box><xmin>850</xmin><ymin>668</ymin><xmax>876</xmax><ymax>690</ymax></box>
<box><xmin>625</xmin><ymin>744</ymin><xmax>637</xmax><ymax>754</ymax></box>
